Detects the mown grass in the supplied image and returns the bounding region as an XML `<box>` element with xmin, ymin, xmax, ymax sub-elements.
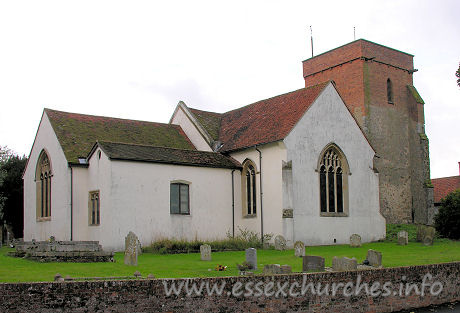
<box><xmin>1</xmin><ymin>240</ymin><xmax>459</xmax><ymax>283</ymax></box>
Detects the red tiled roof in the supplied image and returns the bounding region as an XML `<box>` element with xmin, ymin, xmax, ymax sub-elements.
<box><xmin>45</xmin><ymin>109</ymin><xmax>195</xmax><ymax>164</ymax></box>
<box><xmin>217</xmin><ymin>82</ymin><xmax>329</xmax><ymax>152</ymax></box>
<box><xmin>432</xmin><ymin>176</ymin><xmax>460</xmax><ymax>203</ymax></box>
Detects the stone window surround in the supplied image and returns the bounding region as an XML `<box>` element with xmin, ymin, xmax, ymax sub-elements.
<box><xmin>317</xmin><ymin>144</ymin><xmax>350</xmax><ymax>217</ymax></box>
<box><xmin>88</xmin><ymin>190</ymin><xmax>100</xmax><ymax>226</ymax></box>
<box><xmin>35</xmin><ymin>149</ymin><xmax>52</xmax><ymax>222</ymax></box>
<box><xmin>241</xmin><ymin>159</ymin><xmax>258</xmax><ymax>218</ymax></box>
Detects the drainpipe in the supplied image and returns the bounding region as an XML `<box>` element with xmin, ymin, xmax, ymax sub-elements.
<box><xmin>70</xmin><ymin>166</ymin><xmax>73</xmax><ymax>241</ymax></box>
<box><xmin>255</xmin><ymin>146</ymin><xmax>264</xmax><ymax>244</ymax></box>
<box><xmin>231</xmin><ymin>169</ymin><xmax>235</xmax><ymax>238</ymax></box>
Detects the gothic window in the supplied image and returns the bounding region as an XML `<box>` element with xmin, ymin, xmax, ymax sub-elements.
<box><xmin>170</xmin><ymin>183</ymin><xmax>190</xmax><ymax>214</ymax></box>
<box><xmin>242</xmin><ymin>160</ymin><xmax>257</xmax><ymax>216</ymax></box>
<box><xmin>89</xmin><ymin>191</ymin><xmax>100</xmax><ymax>225</ymax></box>
<box><xmin>35</xmin><ymin>150</ymin><xmax>52</xmax><ymax>220</ymax></box>
<box><xmin>387</xmin><ymin>78</ymin><xmax>393</xmax><ymax>103</ymax></box>
<box><xmin>318</xmin><ymin>146</ymin><xmax>349</xmax><ymax>216</ymax></box>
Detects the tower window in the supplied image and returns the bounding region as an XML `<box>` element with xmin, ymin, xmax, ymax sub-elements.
<box><xmin>387</xmin><ymin>78</ymin><xmax>394</xmax><ymax>104</ymax></box>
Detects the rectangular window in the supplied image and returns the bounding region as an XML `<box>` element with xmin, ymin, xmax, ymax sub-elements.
<box><xmin>89</xmin><ymin>191</ymin><xmax>100</xmax><ymax>225</ymax></box>
<box><xmin>170</xmin><ymin>183</ymin><xmax>190</xmax><ymax>214</ymax></box>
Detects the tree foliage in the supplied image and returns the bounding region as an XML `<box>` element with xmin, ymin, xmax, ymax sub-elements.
<box><xmin>0</xmin><ymin>146</ymin><xmax>27</xmax><ymax>238</ymax></box>
<box><xmin>457</xmin><ymin>63</ymin><xmax>460</xmax><ymax>88</ymax></box>
<box><xmin>434</xmin><ymin>189</ymin><xmax>460</xmax><ymax>240</ymax></box>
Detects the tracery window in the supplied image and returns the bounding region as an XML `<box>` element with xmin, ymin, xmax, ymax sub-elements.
<box><xmin>242</xmin><ymin>160</ymin><xmax>257</xmax><ymax>216</ymax></box>
<box><xmin>319</xmin><ymin>146</ymin><xmax>348</xmax><ymax>216</ymax></box>
<box><xmin>89</xmin><ymin>191</ymin><xmax>100</xmax><ymax>225</ymax></box>
<box><xmin>36</xmin><ymin>150</ymin><xmax>52</xmax><ymax>219</ymax></box>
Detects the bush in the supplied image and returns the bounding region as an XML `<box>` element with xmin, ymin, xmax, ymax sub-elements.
<box><xmin>143</xmin><ymin>227</ymin><xmax>273</xmax><ymax>254</ymax></box>
<box><xmin>434</xmin><ymin>189</ymin><xmax>460</xmax><ymax>240</ymax></box>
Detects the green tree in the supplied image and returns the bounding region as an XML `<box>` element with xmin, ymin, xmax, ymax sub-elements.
<box><xmin>0</xmin><ymin>146</ymin><xmax>27</xmax><ymax>238</ymax></box>
<box><xmin>434</xmin><ymin>189</ymin><xmax>460</xmax><ymax>240</ymax></box>
<box><xmin>457</xmin><ymin>63</ymin><xmax>460</xmax><ymax>88</ymax></box>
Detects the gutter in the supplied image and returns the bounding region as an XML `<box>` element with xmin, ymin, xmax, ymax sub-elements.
<box><xmin>255</xmin><ymin>146</ymin><xmax>264</xmax><ymax>244</ymax></box>
<box><xmin>231</xmin><ymin>169</ymin><xmax>235</xmax><ymax>238</ymax></box>
<box><xmin>70</xmin><ymin>165</ymin><xmax>73</xmax><ymax>241</ymax></box>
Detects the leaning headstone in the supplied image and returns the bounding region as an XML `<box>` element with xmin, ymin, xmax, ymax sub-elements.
<box><xmin>416</xmin><ymin>225</ymin><xmax>436</xmax><ymax>242</ymax></box>
<box><xmin>294</xmin><ymin>241</ymin><xmax>305</xmax><ymax>257</ymax></box>
<box><xmin>274</xmin><ymin>235</ymin><xmax>287</xmax><ymax>251</ymax></box>
<box><xmin>200</xmin><ymin>244</ymin><xmax>211</xmax><ymax>261</ymax></box>
<box><xmin>124</xmin><ymin>231</ymin><xmax>139</xmax><ymax>266</ymax></box>
<box><xmin>332</xmin><ymin>256</ymin><xmax>358</xmax><ymax>271</ymax></box>
<box><xmin>350</xmin><ymin>234</ymin><xmax>362</xmax><ymax>247</ymax></box>
<box><xmin>366</xmin><ymin>249</ymin><xmax>382</xmax><ymax>267</ymax></box>
<box><xmin>397</xmin><ymin>231</ymin><xmax>409</xmax><ymax>245</ymax></box>
<box><xmin>245</xmin><ymin>248</ymin><xmax>257</xmax><ymax>270</ymax></box>
<box><xmin>302</xmin><ymin>255</ymin><xmax>325</xmax><ymax>272</ymax></box>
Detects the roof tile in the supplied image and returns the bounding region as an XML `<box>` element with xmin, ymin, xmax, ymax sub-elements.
<box><xmin>432</xmin><ymin>176</ymin><xmax>460</xmax><ymax>203</ymax></box>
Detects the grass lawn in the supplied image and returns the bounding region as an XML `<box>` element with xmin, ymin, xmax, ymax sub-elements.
<box><xmin>1</xmin><ymin>240</ymin><xmax>459</xmax><ymax>283</ymax></box>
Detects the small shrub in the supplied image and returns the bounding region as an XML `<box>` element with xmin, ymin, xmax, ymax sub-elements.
<box><xmin>434</xmin><ymin>189</ymin><xmax>460</xmax><ymax>240</ymax></box>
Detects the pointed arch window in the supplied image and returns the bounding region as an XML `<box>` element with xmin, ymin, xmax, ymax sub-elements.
<box><xmin>242</xmin><ymin>160</ymin><xmax>257</xmax><ymax>216</ymax></box>
<box><xmin>36</xmin><ymin>150</ymin><xmax>52</xmax><ymax>220</ymax></box>
<box><xmin>387</xmin><ymin>78</ymin><xmax>393</xmax><ymax>104</ymax></box>
<box><xmin>318</xmin><ymin>145</ymin><xmax>349</xmax><ymax>216</ymax></box>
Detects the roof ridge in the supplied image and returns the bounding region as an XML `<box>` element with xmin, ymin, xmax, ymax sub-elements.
<box><xmin>45</xmin><ymin>108</ymin><xmax>175</xmax><ymax>128</ymax></box>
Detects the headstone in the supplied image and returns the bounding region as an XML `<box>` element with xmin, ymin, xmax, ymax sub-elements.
<box><xmin>416</xmin><ymin>225</ymin><xmax>435</xmax><ymax>242</ymax></box>
<box><xmin>397</xmin><ymin>231</ymin><xmax>409</xmax><ymax>245</ymax></box>
<box><xmin>332</xmin><ymin>256</ymin><xmax>358</xmax><ymax>271</ymax></box>
<box><xmin>263</xmin><ymin>264</ymin><xmax>281</xmax><ymax>275</ymax></box>
<box><xmin>280</xmin><ymin>265</ymin><xmax>292</xmax><ymax>274</ymax></box>
<box><xmin>245</xmin><ymin>248</ymin><xmax>257</xmax><ymax>270</ymax></box>
<box><xmin>124</xmin><ymin>231</ymin><xmax>139</xmax><ymax>266</ymax></box>
<box><xmin>274</xmin><ymin>235</ymin><xmax>287</xmax><ymax>251</ymax></box>
<box><xmin>423</xmin><ymin>236</ymin><xmax>433</xmax><ymax>246</ymax></box>
<box><xmin>350</xmin><ymin>234</ymin><xmax>362</xmax><ymax>247</ymax></box>
<box><xmin>366</xmin><ymin>249</ymin><xmax>382</xmax><ymax>267</ymax></box>
<box><xmin>302</xmin><ymin>255</ymin><xmax>325</xmax><ymax>272</ymax></box>
<box><xmin>133</xmin><ymin>271</ymin><xmax>142</xmax><ymax>278</ymax></box>
<box><xmin>200</xmin><ymin>244</ymin><xmax>211</xmax><ymax>261</ymax></box>
<box><xmin>54</xmin><ymin>273</ymin><xmax>64</xmax><ymax>282</ymax></box>
<box><xmin>294</xmin><ymin>241</ymin><xmax>305</xmax><ymax>257</ymax></box>
<box><xmin>147</xmin><ymin>273</ymin><xmax>155</xmax><ymax>279</ymax></box>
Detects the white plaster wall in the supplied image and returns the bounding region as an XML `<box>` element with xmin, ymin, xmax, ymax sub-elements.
<box><xmin>23</xmin><ymin>113</ymin><xmax>71</xmax><ymax>241</ymax></box>
<box><xmin>229</xmin><ymin>142</ymin><xmax>287</xmax><ymax>244</ymax></box>
<box><xmin>88</xmin><ymin>159</ymin><xmax>234</xmax><ymax>251</ymax></box>
<box><xmin>284</xmin><ymin>83</ymin><xmax>386</xmax><ymax>245</ymax></box>
<box><xmin>170</xmin><ymin>107</ymin><xmax>212</xmax><ymax>152</ymax></box>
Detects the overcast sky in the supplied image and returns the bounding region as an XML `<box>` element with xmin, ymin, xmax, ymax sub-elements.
<box><xmin>0</xmin><ymin>0</ymin><xmax>458</xmax><ymax>178</ymax></box>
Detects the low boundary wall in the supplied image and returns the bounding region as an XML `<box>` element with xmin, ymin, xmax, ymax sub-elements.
<box><xmin>1</xmin><ymin>262</ymin><xmax>459</xmax><ymax>312</ymax></box>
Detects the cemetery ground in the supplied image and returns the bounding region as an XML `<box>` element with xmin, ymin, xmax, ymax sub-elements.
<box><xmin>1</xmin><ymin>239</ymin><xmax>459</xmax><ymax>283</ymax></box>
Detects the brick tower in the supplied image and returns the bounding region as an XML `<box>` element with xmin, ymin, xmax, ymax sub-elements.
<box><xmin>302</xmin><ymin>39</ymin><xmax>433</xmax><ymax>224</ymax></box>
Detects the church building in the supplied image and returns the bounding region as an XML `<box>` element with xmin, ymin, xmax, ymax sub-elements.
<box><xmin>23</xmin><ymin>39</ymin><xmax>430</xmax><ymax>251</ymax></box>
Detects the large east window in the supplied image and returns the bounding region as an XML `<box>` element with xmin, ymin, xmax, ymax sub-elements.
<box><xmin>319</xmin><ymin>145</ymin><xmax>349</xmax><ymax>216</ymax></box>
<box><xmin>36</xmin><ymin>150</ymin><xmax>52</xmax><ymax>220</ymax></box>
<box><xmin>170</xmin><ymin>183</ymin><xmax>190</xmax><ymax>214</ymax></box>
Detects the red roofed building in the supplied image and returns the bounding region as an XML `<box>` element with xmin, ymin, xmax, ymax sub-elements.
<box><xmin>432</xmin><ymin>163</ymin><xmax>460</xmax><ymax>205</ymax></box>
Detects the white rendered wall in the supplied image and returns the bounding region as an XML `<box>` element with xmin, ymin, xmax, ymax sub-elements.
<box><xmin>284</xmin><ymin>83</ymin><xmax>386</xmax><ymax>245</ymax></box>
<box><xmin>87</xmin><ymin>157</ymin><xmax>234</xmax><ymax>251</ymax></box>
<box><xmin>170</xmin><ymin>106</ymin><xmax>212</xmax><ymax>152</ymax></box>
<box><xmin>23</xmin><ymin>113</ymin><xmax>72</xmax><ymax>241</ymax></box>
<box><xmin>229</xmin><ymin>142</ymin><xmax>287</xmax><ymax>244</ymax></box>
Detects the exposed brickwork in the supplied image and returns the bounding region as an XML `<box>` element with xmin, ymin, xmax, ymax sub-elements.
<box><xmin>0</xmin><ymin>262</ymin><xmax>458</xmax><ymax>312</ymax></box>
<box><xmin>302</xmin><ymin>39</ymin><xmax>432</xmax><ymax>224</ymax></box>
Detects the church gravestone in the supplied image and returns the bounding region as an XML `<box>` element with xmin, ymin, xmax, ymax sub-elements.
<box><xmin>124</xmin><ymin>231</ymin><xmax>139</xmax><ymax>266</ymax></box>
<box><xmin>397</xmin><ymin>231</ymin><xmax>409</xmax><ymax>245</ymax></box>
<box><xmin>200</xmin><ymin>244</ymin><xmax>211</xmax><ymax>261</ymax></box>
<box><xmin>366</xmin><ymin>249</ymin><xmax>382</xmax><ymax>267</ymax></box>
<box><xmin>245</xmin><ymin>248</ymin><xmax>257</xmax><ymax>270</ymax></box>
<box><xmin>350</xmin><ymin>234</ymin><xmax>362</xmax><ymax>247</ymax></box>
<box><xmin>332</xmin><ymin>256</ymin><xmax>358</xmax><ymax>271</ymax></box>
<box><xmin>274</xmin><ymin>235</ymin><xmax>287</xmax><ymax>251</ymax></box>
<box><xmin>294</xmin><ymin>241</ymin><xmax>305</xmax><ymax>257</ymax></box>
<box><xmin>302</xmin><ymin>255</ymin><xmax>325</xmax><ymax>272</ymax></box>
